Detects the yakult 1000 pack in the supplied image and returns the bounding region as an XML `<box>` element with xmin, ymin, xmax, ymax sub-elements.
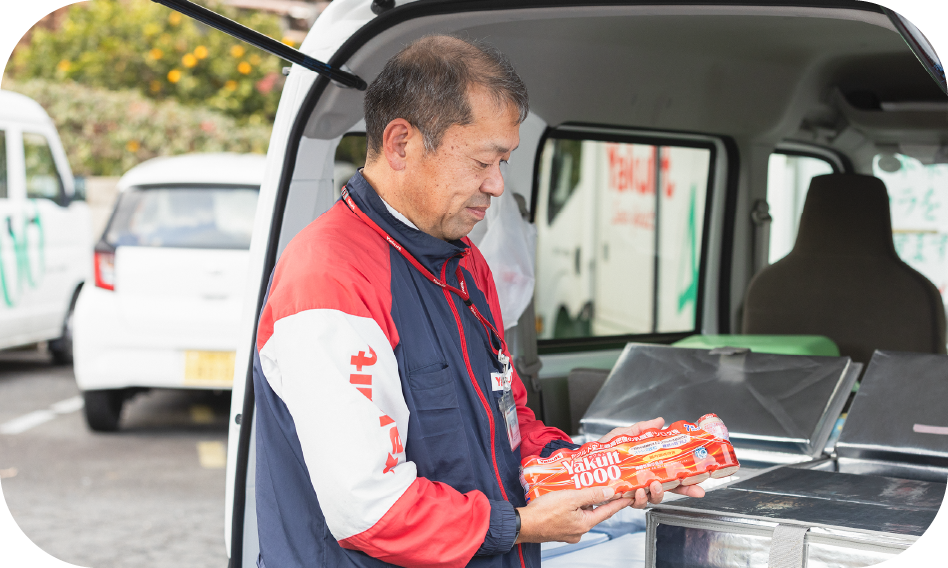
<box><xmin>520</xmin><ymin>414</ymin><xmax>739</xmax><ymax>501</ymax></box>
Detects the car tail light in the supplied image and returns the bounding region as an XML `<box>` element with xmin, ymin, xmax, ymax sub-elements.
<box><xmin>94</xmin><ymin>251</ymin><xmax>115</xmax><ymax>291</ymax></box>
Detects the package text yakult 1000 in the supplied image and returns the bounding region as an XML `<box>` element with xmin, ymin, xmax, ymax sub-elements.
<box><xmin>520</xmin><ymin>414</ymin><xmax>740</xmax><ymax>501</ymax></box>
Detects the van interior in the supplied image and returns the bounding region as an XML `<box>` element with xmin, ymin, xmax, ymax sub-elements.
<box><xmin>230</xmin><ymin>3</ymin><xmax>948</xmax><ymax>565</ymax></box>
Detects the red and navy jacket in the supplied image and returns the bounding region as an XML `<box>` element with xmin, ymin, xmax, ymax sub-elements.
<box><xmin>252</xmin><ymin>171</ymin><xmax>575</xmax><ymax>568</ymax></box>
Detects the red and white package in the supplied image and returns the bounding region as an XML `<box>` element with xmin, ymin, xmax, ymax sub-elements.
<box><xmin>520</xmin><ymin>414</ymin><xmax>740</xmax><ymax>502</ymax></box>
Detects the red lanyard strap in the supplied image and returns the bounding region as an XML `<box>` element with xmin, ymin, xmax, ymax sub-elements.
<box><xmin>341</xmin><ymin>187</ymin><xmax>510</xmax><ymax>366</ymax></box>
<box><xmin>342</xmin><ymin>188</ymin><xmax>464</xmax><ymax>295</ymax></box>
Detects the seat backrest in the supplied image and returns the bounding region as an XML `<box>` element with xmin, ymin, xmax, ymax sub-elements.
<box><xmin>743</xmin><ymin>173</ymin><xmax>946</xmax><ymax>363</ymax></box>
<box><xmin>567</xmin><ymin>367</ymin><xmax>610</xmax><ymax>436</ymax></box>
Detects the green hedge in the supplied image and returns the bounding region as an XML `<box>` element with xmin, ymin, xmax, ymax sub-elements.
<box><xmin>4</xmin><ymin>79</ymin><xmax>271</xmax><ymax>176</ymax></box>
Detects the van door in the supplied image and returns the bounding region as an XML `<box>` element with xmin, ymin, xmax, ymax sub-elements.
<box><xmin>0</xmin><ymin>125</ymin><xmax>40</xmax><ymax>347</ymax></box>
<box><xmin>0</xmin><ymin>126</ymin><xmax>23</xmax><ymax>345</ymax></box>
<box><xmin>18</xmin><ymin>130</ymin><xmax>72</xmax><ymax>341</ymax></box>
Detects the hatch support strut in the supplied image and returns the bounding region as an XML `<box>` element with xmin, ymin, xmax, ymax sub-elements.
<box><xmin>150</xmin><ymin>0</ymin><xmax>368</xmax><ymax>90</ymax></box>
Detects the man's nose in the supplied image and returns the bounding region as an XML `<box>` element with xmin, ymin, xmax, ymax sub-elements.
<box><xmin>481</xmin><ymin>162</ymin><xmax>505</xmax><ymax>197</ymax></box>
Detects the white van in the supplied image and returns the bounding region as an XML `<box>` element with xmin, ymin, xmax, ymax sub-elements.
<box><xmin>200</xmin><ymin>1</ymin><xmax>948</xmax><ymax>566</ymax></box>
<box><xmin>0</xmin><ymin>90</ymin><xmax>91</xmax><ymax>363</ymax></box>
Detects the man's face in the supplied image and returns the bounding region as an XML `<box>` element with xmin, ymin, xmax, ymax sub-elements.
<box><xmin>402</xmin><ymin>88</ymin><xmax>520</xmax><ymax>241</ymax></box>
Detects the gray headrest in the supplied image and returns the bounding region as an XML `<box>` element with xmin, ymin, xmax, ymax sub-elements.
<box><xmin>792</xmin><ymin>174</ymin><xmax>896</xmax><ymax>257</ymax></box>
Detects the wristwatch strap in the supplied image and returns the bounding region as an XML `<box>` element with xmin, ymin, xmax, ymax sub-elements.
<box><xmin>514</xmin><ymin>508</ymin><xmax>522</xmax><ymax>544</ymax></box>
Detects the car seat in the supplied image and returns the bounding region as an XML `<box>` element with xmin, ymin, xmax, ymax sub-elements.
<box><xmin>742</xmin><ymin>173</ymin><xmax>946</xmax><ymax>363</ymax></box>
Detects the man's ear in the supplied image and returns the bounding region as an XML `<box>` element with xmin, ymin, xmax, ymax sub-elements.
<box><xmin>382</xmin><ymin>118</ymin><xmax>413</xmax><ymax>171</ymax></box>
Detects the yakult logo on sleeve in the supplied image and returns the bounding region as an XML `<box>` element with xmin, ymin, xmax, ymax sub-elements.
<box><xmin>379</xmin><ymin>415</ymin><xmax>404</xmax><ymax>474</ymax></box>
<box><xmin>349</xmin><ymin>347</ymin><xmax>377</xmax><ymax>400</ymax></box>
<box><xmin>348</xmin><ymin>345</ymin><xmax>403</xmax><ymax>474</ymax></box>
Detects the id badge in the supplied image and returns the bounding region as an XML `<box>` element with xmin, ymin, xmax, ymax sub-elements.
<box><xmin>498</xmin><ymin>389</ymin><xmax>521</xmax><ymax>451</ymax></box>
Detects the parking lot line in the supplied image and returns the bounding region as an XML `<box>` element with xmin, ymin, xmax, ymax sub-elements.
<box><xmin>50</xmin><ymin>396</ymin><xmax>84</xmax><ymax>414</ymax></box>
<box><xmin>0</xmin><ymin>396</ymin><xmax>84</xmax><ymax>435</ymax></box>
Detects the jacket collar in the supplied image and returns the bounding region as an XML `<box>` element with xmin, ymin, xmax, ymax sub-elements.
<box><xmin>344</xmin><ymin>170</ymin><xmax>470</xmax><ymax>277</ymax></box>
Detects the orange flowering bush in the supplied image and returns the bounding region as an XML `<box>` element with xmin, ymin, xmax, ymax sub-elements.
<box><xmin>5</xmin><ymin>0</ymin><xmax>287</xmax><ymax>126</ymax></box>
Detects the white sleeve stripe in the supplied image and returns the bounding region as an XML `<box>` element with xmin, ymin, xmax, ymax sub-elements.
<box><xmin>258</xmin><ymin>308</ymin><xmax>414</xmax><ymax>540</ymax></box>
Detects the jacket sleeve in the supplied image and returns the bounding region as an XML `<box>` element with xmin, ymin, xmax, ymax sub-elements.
<box><xmin>463</xmin><ymin>241</ymin><xmax>575</xmax><ymax>458</ymax></box>
<box><xmin>257</xmin><ymin>306</ymin><xmax>493</xmax><ymax>567</ymax></box>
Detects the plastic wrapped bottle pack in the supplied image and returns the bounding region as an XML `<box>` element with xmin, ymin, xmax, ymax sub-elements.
<box><xmin>520</xmin><ymin>415</ymin><xmax>740</xmax><ymax>502</ymax></box>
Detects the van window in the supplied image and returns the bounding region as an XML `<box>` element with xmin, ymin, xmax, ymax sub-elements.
<box><xmin>23</xmin><ymin>132</ymin><xmax>63</xmax><ymax>202</ymax></box>
<box><xmin>546</xmin><ymin>138</ymin><xmax>582</xmax><ymax>225</ymax></box>
<box><xmin>105</xmin><ymin>186</ymin><xmax>259</xmax><ymax>249</ymax></box>
<box><xmin>766</xmin><ymin>153</ymin><xmax>836</xmax><ymax>263</ymax></box>
<box><xmin>874</xmin><ymin>154</ymin><xmax>948</xmax><ymax>308</ymax></box>
<box><xmin>0</xmin><ymin>130</ymin><xmax>7</xmax><ymax>199</ymax></box>
<box><xmin>535</xmin><ymin>133</ymin><xmax>713</xmax><ymax>340</ymax></box>
<box><xmin>335</xmin><ymin>134</ymin><xmax>367</xmax><ymax>169</ymax></box>
<box><xmin>334</xmin><ymin>134</ymin><xmax>367</xmax><ymax>197</ymax></box>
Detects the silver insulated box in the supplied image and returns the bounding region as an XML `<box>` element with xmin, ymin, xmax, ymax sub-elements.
<box><xmin>645</xmin><ymin>466</ymin><xmax>944</xmax><ymax>568</ymax></box>
<box><xmin>578</xmin><ymin>344</ymin><xmax>860</xmax><ymax>466</ymax></box>
<box><xmin>643</xmin><ymin>350</ymin><xmax>948</xmax><ymax>568</ymax></box>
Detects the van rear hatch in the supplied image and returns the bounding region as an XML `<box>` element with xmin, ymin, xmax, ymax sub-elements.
<box><xmin>103</xmin><ymin>185</ymin><xmax>257</xmax><ymax>341</ymax></box>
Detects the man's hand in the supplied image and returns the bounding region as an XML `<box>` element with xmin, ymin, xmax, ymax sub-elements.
<box><xmin>619</xmin><ymin>479</ymin><xmax>706</xmax><ymax>508</ymax></box>
<box><xmin>596</xmin><ymin>416</ymin><xmax>666</xmax><ymax>444</ymax></box>
<box><xmin>515</xmin><ymin>486</ymin><xmax>631</xmax><ymax>544</ymax></box>
<box><xmin>595</xmin><ymin>417</ymin><xmax>707</xmax><ymax>508</ymax></box>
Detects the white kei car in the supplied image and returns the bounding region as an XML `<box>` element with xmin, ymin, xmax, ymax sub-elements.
<box><xmin>73</xmin><ymin>153</ymin><xmax>264</xmax><ymax>431</ymax></box>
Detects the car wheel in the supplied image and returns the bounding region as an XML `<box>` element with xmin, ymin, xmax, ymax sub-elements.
<box><xmin>49</xmin><ymin>299</ymin><xmax>76</xmax><ymax>365</ymax></box>
<box><xmin>83</xmin><ymin>389</ymin><xmax>125</xmax><ymax>432</ymax></box>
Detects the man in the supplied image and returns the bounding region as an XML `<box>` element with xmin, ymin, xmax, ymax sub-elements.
<box><xmin>252</xmin><ymin>35</ymin><xmax>703</xmax><ymax>568</ymax></box>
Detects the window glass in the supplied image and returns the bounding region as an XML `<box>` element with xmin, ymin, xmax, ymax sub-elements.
<box><xmin>873</xmin><ymin>154</ymin><xmax>948</xmax><ymax>307</ymax></box>
<box><xmin>0</xmin><ymin>130</ymin><xmax>7</xmax><ymax>199</ymax></box>
<box><xmin>535</xmin><ymin>135</ymin><xmax>712</xmax><ymax>340</ymax></box>
<box><xmin>547</xmin><ymin>138</ymin><xmax>582</xmax><ymax>224</ymax></box>
<box><xmin>766</xmin><ymin>153</ymin><xmax>835</xmax><ymax>263</ymax></box>
<box><xmin>23</xmin><ymin>132</ymin><xmax>63</xmax><ymax>202</ymax></box>
<box><xmin>334</xmin><ymin>134</ymin><xmax>367</xmax><ymax>197</ymax></box>
<box><xmin>105</xmin><ymin>186</ymin><xmax>259</xmax><ymax>249</ymax></box>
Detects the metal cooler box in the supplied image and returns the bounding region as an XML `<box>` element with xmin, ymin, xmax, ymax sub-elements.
<box><xmin>578</xmin><ymin>343</ymin><xmax>861</xmax><ymax>468</ymax></box>
<box><xmin>645</xmin><ymin>466</ymin><xmax>944</xmax><ymax>568</ymax></box>
<box><xmin>644</xmin><ymin>350</ymin><xmax>948</xmax><ymax>568</ymax></box>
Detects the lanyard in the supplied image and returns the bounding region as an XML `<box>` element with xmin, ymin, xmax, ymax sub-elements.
<box><xmin>341</xmin><ymin>187</ymin><xmax>511</xmax><ymax>374</ymax></box>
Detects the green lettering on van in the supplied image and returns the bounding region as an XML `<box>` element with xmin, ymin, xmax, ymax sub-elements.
<box><xmin>0</xmin><ymin>201</ymin><xmax>46</xmax><ymax>307</ymax></box>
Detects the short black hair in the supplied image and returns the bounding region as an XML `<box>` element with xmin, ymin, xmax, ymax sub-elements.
<box><xmin>363</xmin><ymin>35</ymin><xmax>529</xmax><ymax>158</ymax></box>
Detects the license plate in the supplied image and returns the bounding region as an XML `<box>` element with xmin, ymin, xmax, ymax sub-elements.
<box><xmin>184</xmin><ymin>351</ymin><xmax>236</xmax><ymax>386</ymax></box>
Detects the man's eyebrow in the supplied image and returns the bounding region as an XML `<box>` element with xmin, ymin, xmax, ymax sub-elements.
<box><xmin>481</xmin><ymin>142</ymin><xmax>519</xmax><ymax>154</ymax></box>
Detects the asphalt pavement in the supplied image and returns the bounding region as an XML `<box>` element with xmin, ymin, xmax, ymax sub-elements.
<box><xmin>0</xmin><ymin>346</ymin><xmax>231</xmax><ymax>568</ymax></box>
